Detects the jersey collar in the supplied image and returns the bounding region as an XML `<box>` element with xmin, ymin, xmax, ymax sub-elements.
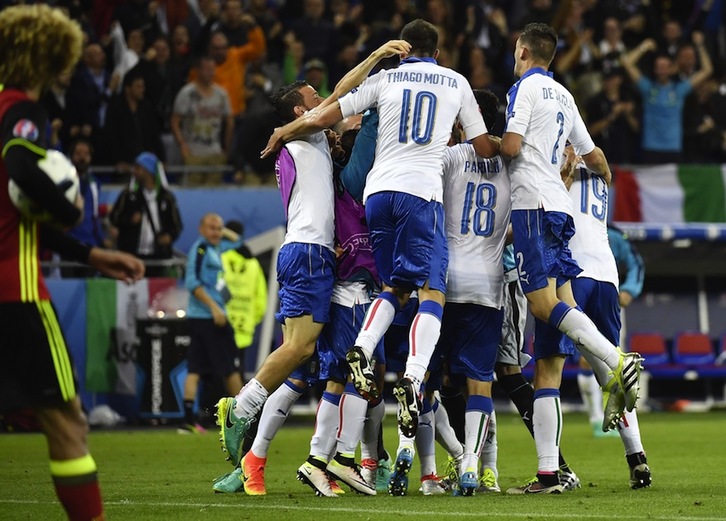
<box><xmin>400</xmin><ymin>56</ymin><xmax>438</xmax><ymax>65</ymax></box>
<box><xmin>520</xmin><ymin>67</ymin><xmax>553</xmax><ymax>80</ymax></box>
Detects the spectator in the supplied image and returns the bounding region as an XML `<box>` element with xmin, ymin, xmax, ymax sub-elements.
<box><xmin>128</xmin><ymin>35</ymin><xmax>173</xmax><ymax>131</ymax></box>
<box><xmin>168</xmin><ymin>25</ymin><xmax>194</xmax><ymax>103</ymax></box>
<box><xmin>287</xmin><ymin>0</ymin><xmax>338</xmax><ymax>64</ymax></box>
<box><xmin>109</xmin><ymin>152</ymin><xmax>182</xmax><ymax>277</ymax></box>
<box><xmin>249</xmin><ymin>0</ymin><xmax>285</xmax><ymax>64</ymax></box>
<box><xmin>180</xmin><ymin>213</ymin><xmax>243</xmax><ymax>433</ymax></box>
<box><xmin>598</xmin><ymin>17</ymin><xmax>627</xmax><ymax>74</ymax></box>
<box><xmin>683</xmin><ymin>79</ymin><xmax>726</xmax><ymax>163</ymax></box>
<box><xmin>220</xmin><ymin>220</ymin><xmax>268</xmax><ymax>379</ymax></box>
<box><xmin>40</xmin><ymin>70</ymin><xmax>73</xmax><ymax>150</ymax></box>
<box><xmin>108</xmin><ymin>21</ymin><xmax>145</xmax><ymax>93</ymax></box>
<box><xmin>184</xmin><ymin>0</ymin><xmax>219</xmax><ymax>43</ymax></box>
<box><xmin>171</xmin><ymin>55</ymin><xmax>234</xmax><ymax>185</ymax></box>
<box><xmin>62</xmin><ymin>139</ymin><xmax>106</xmax><ymax>278</ymax></box>
<box><xmin>301</xmin><ymin>59</ymin><xmax>331</xmax><ymax>98</ymax></box>
<box><xmin>621</xmin><ymin>32</ymin><xmax>713</xmax><ymax>163</ymax></box>
<box><xmin>104</xmin><ymin>71</ymin><xmax>165</xmax><ymax>168</ymax></box>
<box><xmin>658</xmin><ymin>20</ymin><xmax>683</xmax><ymax>59</ymax></box>
<box><xmin>217</xmin><ymin>0</ymin><xmax>249</xmax><ymax>47</ymax></box>
<box><xmin>585</xmin><ymin>69</ymin><xmax>639</xmax><ymax>165</ymax></box>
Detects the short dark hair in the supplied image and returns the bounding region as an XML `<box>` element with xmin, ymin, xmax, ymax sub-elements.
<box><xmin>519</xmin><ymin>22</ymin><xmax>558</xmax><ymax>65</ymax></box>
<box><xmin>271</xmin><ymin>80</ymin><xmax>309</xmax><ymax>123</ymax></box>
<box><xmin>473</xmin><ymin>89</ymin><xmax>499</xmax><ymax>132</ymax></box>
<box><xmin>400</xmin><ymin>19</ymin><xmax>438</xmax><ymax>57</ymax></box>
<box><xmin>67</xmin><ymin>137</ymin><xmax>94</xmax><ymax>156</ymax></box>
<box><xmin>225</xmin><ymin>220</ymin><xmax>244</xmax><ymax>236</ymax></box>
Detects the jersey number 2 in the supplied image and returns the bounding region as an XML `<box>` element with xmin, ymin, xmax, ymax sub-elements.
<box><xmin>550</xmin><ymin>111</ymin><xmax>565</xmax><ymax>164</ymax></box>
<box><xmin>399</xmin><ymin>89</ymin><xmax>437</xmax><ymax>144</ymax></box>
<box><xmin>461</xmin><ymin>182</ymin><xmax>496</xmax><ymax>237</ymax></box>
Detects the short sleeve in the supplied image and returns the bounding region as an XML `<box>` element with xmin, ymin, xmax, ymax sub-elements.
<box><xmin>504</xmin><ymin>79</ymin><xmax>536</xmax><ymax>137</ymax></box>
<box><xmin>458</xmin><ymin>83</ymin><xmax>488</xmax><ymax>139</ymax></box>
<box><xmin>636</xmin><ymin>76</ymin><xmax>651</xmax><ymax>95</ymax></box>
<box><xmin>172</xmin><ymin>87</ymin><xmax>189</xmax><ymax>116</ymax></box>
<box><xmin>338</xmin><ymin>70</ymin><xmax>385</xmax><ymax>118</ymax></box>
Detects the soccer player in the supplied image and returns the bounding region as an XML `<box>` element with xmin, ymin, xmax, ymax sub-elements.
<box><xmin>500</xmin><ymin>22</ymin><xmax>642</xmax><ymax>494</ymax></box>
<box><xmin>0</xmin><ymin>6</ymin><xmax>144</xmax><ymax>520</ymax></box>
<box><xmin>560</xmin><ymin>151</ymin><xmax>651</xmax><ymax>489</ymax></box>
<box><xmin>435</xmin><ymin>89</ymin><xmax>511</xmax><ymax>496</ymax></box>
<box><xmin>261</xmin><ymin>18</ymin><xmax>499</xmax><ymax>444</ymax></box>
<box><xmin>216</xmin><ymin>38</ymin><xmax>411</xmax><ymax>467</ymax></box>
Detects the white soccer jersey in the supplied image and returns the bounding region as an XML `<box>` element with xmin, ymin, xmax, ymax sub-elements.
<box><xmin>505</xmin><ymin>68</ymin><xmax>595</xmax><ymax>215</ymax></box>
<box><xmin>331</xmin><ymin>280</ymin><xmax>371</xmax><ymax>308</ymax></box>
<box><xmin>442</xmin><ymin>143</ymin><xmax>511</xmax><ymax>307</ymax></box>
<box><xmin>280</xmin><ymin>131</ymin><xmax>335</xmax><ymax>251</ymax></box>
<box><xmin>568</xmin><ymin>164</ymin><xmax>619</xmax><ymax>287</ymax></box>
<box><xmin>338</xmin><ymin>58</ymin><xmax>488</xmax><ymax>203</ymax></box>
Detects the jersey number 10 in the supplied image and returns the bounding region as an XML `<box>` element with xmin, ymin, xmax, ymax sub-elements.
<box><xmin>399</xmin><ymin>89</ymin><xmax>437</xmax><ymax>145</ymax></box>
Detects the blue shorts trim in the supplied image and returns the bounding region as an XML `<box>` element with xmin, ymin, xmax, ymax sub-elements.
<box><xmin>318</xmin><ymin>302</ymin><xmax>384</xmax><ymax>382</ymax></box>
<box><xmin>511</xmin><ymin>209</ymin><xmax>581</xmax><ymax>294</ymax></box>
<box><xmin>365</xmin><ymin>192</ymin><xmax>448</xmax><ymax>293</ymax></box>
<box><xmin>276</xmin><ymin>243</ymin><xmax>335</xmax><ymax>324</ymax></box>
<box><xmin>434</xmin><ymin>303</ymin><xmax>503</xmax><ymax>382</ymax></box>
<box><xmin>561</xmin><ymin>278</ymin><xmax>621</xmax><ymax>359</ymax></box>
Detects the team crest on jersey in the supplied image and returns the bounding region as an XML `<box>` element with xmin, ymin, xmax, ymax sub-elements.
<box><xmin>12</xmin><ymin>119</ymin><xmax>39</xmax><ymax>141</ymax></box>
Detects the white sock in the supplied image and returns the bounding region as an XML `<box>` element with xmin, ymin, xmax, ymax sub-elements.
<box><xmin>416</xmin><ymin>405</ymin><xmax>436</xmax><ymax>477</ymax></box>
<box><xmin>336</xmin><ymin>383</ymin><xmax>368</xmax><ymax>456</ymax></box>
<box><xmin>355</xmin><ymin>294</ymin><xmax>397</xmax><ymax>358</ymax></box>
<box><xmin>463</xmin><ymin>395</ymin><xmax>492</xmax><ymax>472</ymax></box>
<box><xmin>361</xmin><ymin>400</ymin><xmax>385</xmax><ymax>461</ymax></box>
<box><xmin>618</xmin><ymin>409</ymin><xmax>645</xmax><ymax>456</ymax></box>
<box><xmin>432</xmin><ymin>398</ymin><xmax>464</xmax><ymax>459</ymax></box>
<box><xmin>480</xmin><ymin>410</ymin><xmax>498</xmax><ymax>478</ymax></box>
<box><xmin>404</xmin><ymin>311</ymin><xmax>442</xmax><ymax>387</ymax></box>
<box><xmin>533</xmin><ymin>389</ymin><xmax>561</xmax><ymax>473</ymax></box>
<box><xmin>580</xmin><ymin>350</ymin><xmax>613</xmax><ymax>386</ymax></box>
<box><xmin>310</xmin><ymin>392</ymin><xmax>340</xmax><ymax>461</ymax></box>
<box><xmin>250</xmin><ymin>381</ymin><xmax>301</xmax><ymax>458</ymax></box>
<box><xmin>397</xmin><ymin>427</ymin><xmax>415</xmax><ymax>454</ymax></box>
<box><xmin>577</xmin><ymin>372</ymin><xmax>603</xmax><ymax>424</ymax></box>
<box><xmin>557</xmin><ymin>308</ymin><xmax>620</xmax><ymax>370</ymax></box>
<box><xmin>233</xmin><ymin>378</ymin><xmax>270</xmax><ymax>419</ymax></box>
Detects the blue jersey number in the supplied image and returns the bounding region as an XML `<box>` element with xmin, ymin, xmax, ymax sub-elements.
<box><xmin>579</xmin><ymin>168</ymin><xmax>607</xmax><ymax>221</ymax></box>
<box><xmin>399</xmin><ymin>89</ymin><xmax>437</xmax><ymax>145</ymax></box>
<box><xmin>550</xmin><ymin>111</ymin><xmax>565</xmax><ymax>164</ymax></box>
<box><xmin>460</xmin><ymin>181</ymin><xmax>497</xmax><ymax>237</ymax></box>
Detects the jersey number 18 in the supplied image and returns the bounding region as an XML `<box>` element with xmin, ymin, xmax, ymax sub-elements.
<box><xmin>460</xmin><ymin>181</ymin><xmax>497</xmax><ymax>237</ymax></box>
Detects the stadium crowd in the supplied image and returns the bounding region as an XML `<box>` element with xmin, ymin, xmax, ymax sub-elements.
<box><xmin>6</xmin><ymin>0</ymin><xmax>726</xmax><ymax>188</ymax></box>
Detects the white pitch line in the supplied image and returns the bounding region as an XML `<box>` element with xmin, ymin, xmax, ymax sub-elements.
<box><xmin>1</xmin><ymin>499</ymin><xmax>724</xmax><ymax>521</ymax></box>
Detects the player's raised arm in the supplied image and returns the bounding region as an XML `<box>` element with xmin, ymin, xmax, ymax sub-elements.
<box><xmin>581</xmin><ymin>146</ymin><xmax>611</xmax><ymax>186</ymax></box>
<box><xmin>261</xmin><ymin>100</ymin><xmax>344</xmax><ymax>158</ymax></box>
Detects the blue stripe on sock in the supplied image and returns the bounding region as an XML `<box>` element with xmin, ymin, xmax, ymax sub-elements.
<box><xmin>378</xmin><ymin>291</ymin><xmax>400</xmax><ymax>312</ymax></box>
<box><xmin>421</xmin><ymin>397</ymin><xmax>432</xmax><ymax>414</ymax></box>
<box><xmin>418</xmin><ymin>300</ymin><xmax>443</xmax><ymax>321</ymax></box>
<box><xmin>533</xmin><ymin>388</ymin><xmax>560</xmax><ymax>400</ymax></box>
<box><xmin>322</xmin><ymin>391</ymin><xmax>341</xmax><ymax>406</ymax></box>
<box><xmin>284</xmin><ymin>379</ymin><xmax>305</xmax><ymax>394</ymax></box>
<box><xmin>579</xmin><ymin>369</ymin><xmax>594</xmax><ymax>377</ymax></box>
<box><xmin>431</xmin><ymin>398</ymin><xmax>440</xmax><ymax>413</ymax></box>
<box><xmin>466</xmin><ymin>395</ymin><xmax>493</xmax><ymax>414</ymax></box>
<box><xmin>548</xmin><ymin>301</ymin><xmax>572</xmax><ymax>329</ymax></box>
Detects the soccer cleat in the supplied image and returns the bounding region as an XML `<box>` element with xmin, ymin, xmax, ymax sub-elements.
<box><xmin>212</xmin><ymin>466</ymin><xmax>243</xmax><ymax>493</ymax></box>
<box><xmin>506</xmin><ymin>477</ymin><xmax>564</xmax><ymax>495</ymax></box>
<box><xmin>328</xmin><ymin>475</ymin><xmax>345</xmax><ymax>495</ymax></box>
<box><xmin>215</xmin><ymin>397</ymin><xmax>252</xmax><ymax>466</ymax></box>
<box><xmin>393</xmin><ymin>378</ymin><xmax>420</xmax><ymax>438</ymax></box>
<box><xmin>346</xmin><ymin>346</ymin><xmax>379</xmax><ymax>400</ymax></box>
<box><xmin>360</xmin><ymin>458</ymin><xmax>377</xmax><ymax>488</ymax></box>
<box><xmin>459</xmin><ymin>469</ymin><xmax>478</xmax><ymax>497</ymax></box>
<box><xmin>602</xmin><ymin>379</ymin><xmax>625</xmax><ymax>432</ymax></box>
<box><xmin>476</xmin><ymin>468</ymin><xmax>501</xmax><ymax>493</ymax></box>
<box><xmin>177</xmin><ymin>422</ymin><xmax>207</xmax><ymax>435</ymax></box>
<box><xmin>326</xmin><ymin>457</ymin><xmax>376</xmax><ymax>495</ymax></box>
<box><xmin>559</xmin><ymin>466</ymin><xmax>581</xmax><ymax>491</ymax></box>
<box><xmin>375</xmin><ymin>457</ymin><xmax>392</xmax><ymax>493</ymax></box>
<box><xmin>440</xmin><ymin>455</ymin><xmax>463</xmax><ymax>492</ymax></box>
<box><xmin>420</xmin><ymin>474</ymin><xmax>447</xmax><ymax>495</ymax></box>
<box><xmin>388</xmin><ymin>448</ymin><xmax>414</xmax><ymax>496</ymax></box>
<box><xmin>627</xmin><ymin>453</ymin><xmax>652</xmax><ymax>489</ymax></box>
<box><xmin>615</xmin><ymin>351</ymin><xmax>644</xmax><ymax>412</ymax></box>
<box><xmin>241</xmin><ymin>453</ymin><xmax>267</xmax><ymax>495</ymax></box>
<box><xmin>297</xmin><ymin>461</ymin><xmax>338</xmax><ymax>498</ymax></box>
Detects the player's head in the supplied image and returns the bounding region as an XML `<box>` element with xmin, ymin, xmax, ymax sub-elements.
<box><xmin>400</xmin><ymin>19</ymin><xmax>439</xmax><ymax>58</ymax></box>
<box><xmin>0</xmin><ymin>5</ymin><xmax>83</xmax><ymax>93</ymax></box>
<box><xmin>199</xmin><ymin>213</ymin><xmax>224</xmax><ymax>245</ymax></box>
<box><xmin>473</xmin><ymin>89</ymin><xmax>499</xmax><ymax>133</ymax></box>
<box><xmin>271</xmin><ymin>81</ymin><xmax>323</xmax><ymax>123</ymax></box>
<box><xmin>514</xmin><ymin>22</ymin><xmax>558</xmax><ymax>76</ymax></box>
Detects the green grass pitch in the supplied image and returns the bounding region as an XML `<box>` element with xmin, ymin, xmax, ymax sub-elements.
<box><xmin>1</xmin><ymin>412</ymin><xmax>725</xmax><ymax>520</ymax></box>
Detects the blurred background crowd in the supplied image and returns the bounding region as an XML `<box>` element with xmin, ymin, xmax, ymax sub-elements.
<box><xmin>3</xmin><ymin>0</ymin><xmax>726</xmax><ymax>189</ymax></box>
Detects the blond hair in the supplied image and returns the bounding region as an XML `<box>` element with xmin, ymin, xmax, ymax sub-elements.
<box><xmin>0</xmin><ymin>5</ymin><xmax>83</xmax><ymax>91</ymax></box>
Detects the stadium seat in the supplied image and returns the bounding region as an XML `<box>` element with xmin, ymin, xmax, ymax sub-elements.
<box><xmin>628</xmin><ymin>332</ymin><xmax>669</xmax><ymax>365</ymax></box>
<box><xmin>673</xmin><ymin>332</ymin><xmax>715</xmax><ymax>365</ymax></box>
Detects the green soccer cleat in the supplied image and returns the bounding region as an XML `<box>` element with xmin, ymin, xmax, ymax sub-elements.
<box><xmin>375</xmin><ymin>457</ymin><xmax>392</xmax><ymax>493</ymax></box>
<box><xmin>477</xmin><ymin>468</ymin><xmax>501</xmax><ymax>493</ymax></box>
<box><xmin>212</xmin><ymin>467</ymin><xmax>244</xmax><ymax>493</ymax></box>
<box><xmin>215</xmin><ymin>397</ymin><xmax>251</xmax><ymax>467</ymax></box>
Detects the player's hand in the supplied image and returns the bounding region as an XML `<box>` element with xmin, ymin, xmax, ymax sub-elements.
<box><xmin>211</xmin><ymin>304</ymin><xmax>227</xmax><ymax>327</ymax></box>
<box><xmin>373</xmin><ymin>40</ymin><xmax>411</xmax><ymax>61</ymax></box>
<box><xmin>641</xmin><ymin>39</ymin><xmax>657</xmax><ymax>53</ymax></box>
<box><xmin>619</xmin><ymin>291</ymin><xmax>633</xmax><ymax>307</ymax></box>
<box><xmin>261</xmin><ymin>127</ymin><xmax>285</xmax><ymax>159</ymax></box>
<box><xmin>131</xmin><ymin>211</ymin><xmax>143</xmax><ymax>225</ymax></box>
<box><xmin>692</xmin><ymin>31</ymin><xmax>705</xmax><ymax>46</ymax></box>
<box><xmin>88</xmin><ymin>248</ymin><xmax>145</xmax><ymax>284</ymax></box>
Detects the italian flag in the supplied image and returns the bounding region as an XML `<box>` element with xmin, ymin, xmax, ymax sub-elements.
<box><xmin>613</xmin><ymin>165</ymin><xmax>726</xmax><ymax>223</ymax></box>
<box><xmin>85</xmin><ymin>278</ymin><xmax>177</xmax><ymax>394</ymax></box>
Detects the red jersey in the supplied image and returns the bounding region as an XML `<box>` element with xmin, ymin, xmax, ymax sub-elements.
<box><xmin>0</xmin><ymin>89</ymin><xmax>49</xmax><ymax>302</ymax></box>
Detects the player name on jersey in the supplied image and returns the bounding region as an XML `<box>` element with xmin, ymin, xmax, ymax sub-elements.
<box><xmin>386</xmin><ymin>70</ymin><xmax>459</xmax><ymax>87</ymax></box>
